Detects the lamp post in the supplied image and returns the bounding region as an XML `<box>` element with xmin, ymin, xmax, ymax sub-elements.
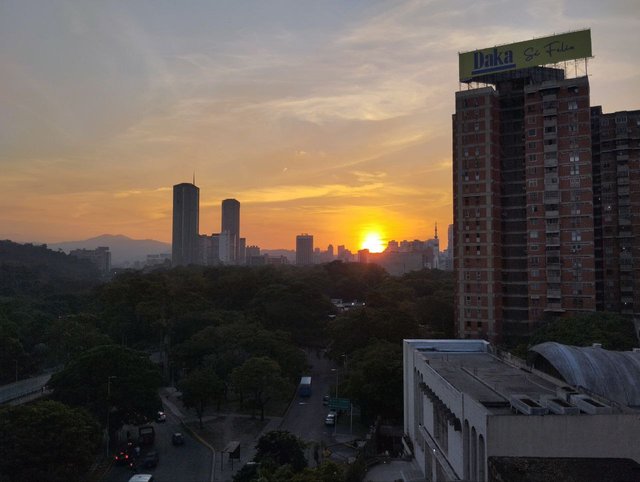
<box><xmin>106</xmin><ymin>376</ymin><xmax>117</xmax><ymax>458</ymax></box>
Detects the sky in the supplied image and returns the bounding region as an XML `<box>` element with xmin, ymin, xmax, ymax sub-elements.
<box><xmin>1</xmin><ymin>0</ymin><xmax>639</xmax><ymax>251</ymax></box>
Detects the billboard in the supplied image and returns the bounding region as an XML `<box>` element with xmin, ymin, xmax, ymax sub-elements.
<box><xmin>459</xmin><ymin>30</ymin><xmax>592</xmax><ymax>82</ymax></box>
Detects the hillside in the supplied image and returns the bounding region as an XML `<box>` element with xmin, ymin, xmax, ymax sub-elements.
<box><xmin>0</xmin><ymin>240</ymin><xmax>101</xmax><ymax>296</ymax></box>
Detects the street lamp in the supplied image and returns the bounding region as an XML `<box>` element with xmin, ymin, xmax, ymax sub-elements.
<box><xmin>106</xmin><ymin>376</ymin><xmax>117</xmax><ymax>458</ymax></box>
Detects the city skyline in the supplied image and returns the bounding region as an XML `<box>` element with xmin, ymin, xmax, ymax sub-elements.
<box><xmin>2</xmin><ymin>1</ymin><xmax>639</xmax><ymax>250</ymax></box>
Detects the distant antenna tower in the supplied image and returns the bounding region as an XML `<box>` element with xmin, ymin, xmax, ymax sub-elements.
<box><xmin>193</xmin><ymin>171</ymin><xmax>196</xmax><ymax>185</ymax></box>
<box><xmin>434</xmin><ymin>222</ymin><xmax>438</xmax><ymax>239</ymax></box>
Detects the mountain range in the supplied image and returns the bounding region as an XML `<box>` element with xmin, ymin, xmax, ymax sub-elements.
<box><xmin>48</xmin><ymin>234</ymin><xmax>170</xmax><ymax>266</ymax></box>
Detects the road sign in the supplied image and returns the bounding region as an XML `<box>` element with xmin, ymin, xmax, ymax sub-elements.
<box><xmin>329</xmin><ymin>397</ymin><xmax>350</xmax><ymax>410</ymax></box>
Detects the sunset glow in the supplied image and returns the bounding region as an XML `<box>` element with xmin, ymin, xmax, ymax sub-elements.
<box><xmin>361</xmin><ymin>232</ymin><xmax>385</xmax><ymax>253</ymax></box>
<box><xmin>0</xmin><ymin>2</ymin><xmax>637</xmax><ymax>251</ymax></box>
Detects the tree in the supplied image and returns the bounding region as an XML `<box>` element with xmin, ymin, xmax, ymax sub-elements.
<box><xmin>529</xmin><ymin>312</ymin><xmax>637</xmax><ymax>351</ymax></box>
<box><xmin>342</xmin><ymin>340</ymin><xmax>404</xmax><ymax>423</ymax></box>
<box><xmin>231</xmin><ymin>357</ymin><xmax>289</xmax><ymax>421</ymax></box>
<box><xmin>0</xmin><ymin>400</ymin><xmax>101</xmax><ymax>482</ymax></box>
<box><xmin>49</xmin><ymin>345</ymin><xmax>162</xmax><ymax>431</ymax></box>
<box><xmin>179</xmin><ymin>366</ymin><xmax>225</xmax><ymax>428</ymax></box>
<box><xmin>254</xmin><ymin>430</ymin><xmax>307</xmax><ymax>472</ymax></box>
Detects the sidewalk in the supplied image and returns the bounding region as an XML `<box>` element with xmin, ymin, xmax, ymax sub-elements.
<box><xmin>160</xmin><ymin>387</ymin><xmax>283</xmax><ymax>482</ymax></box>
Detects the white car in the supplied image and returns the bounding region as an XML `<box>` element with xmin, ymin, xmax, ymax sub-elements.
<box><xmin>324</xmin><ymin>413</ymin><xmax>336</xmax><ymax>426</ymax></box>
<box><xmin>128</xmin><ymin>475</ymin><xmax>154</xmax><ymax>482</ymax></box>
<box><xmin>156</xmin><ymin>411</ymin><xmax>167</xmax><ymax>423</ymax></box>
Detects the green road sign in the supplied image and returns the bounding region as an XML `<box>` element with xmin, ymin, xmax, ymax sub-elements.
<box><xmin>329</xmin><ymin>397</ymin><xmax>350</xmax><ymax>410</ymax></box>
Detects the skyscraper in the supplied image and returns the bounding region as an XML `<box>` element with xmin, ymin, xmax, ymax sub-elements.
<box><xmin>453</xmin><ymin>30</ymin><xmax>605</xmax><ymax>344</ymax></box>
<box><xmin>296</xmin><ymin>234</ymin><xmax>314</xmax><ymax>265</ymax></box>
<box><xmin>221</xmin><ymin>199</ymin><xmax>240</xmax><ymax>264</ymax></box>
<box><xmin>172</xmin><ymin>182</ymin><xmax>199</xmax><ymax>266</ymax></box>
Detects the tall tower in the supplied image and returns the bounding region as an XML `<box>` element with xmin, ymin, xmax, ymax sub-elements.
<box><xmin>296</xmin><ymin>234</ymin><xmax>314</xmax><ymax>266</ymax></box>
<box><xmin>172</xmin><ymin>182</ymin><xmax>199</xmax><ymax>266</ymax></box>
<box><xmin>221</xmin><ymin>199</ymin><xmax>240</xmax><ymax>264</ymax></box>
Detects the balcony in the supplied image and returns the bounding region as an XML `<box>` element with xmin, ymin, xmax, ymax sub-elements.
<box><xmin>546</xmin><ymin>236</ymin><xmax>560</xmax><ymax>246</ymax></box>
<box><xmin>547</xmin><ymin>289</ymin><xmax>562</xmax><ymax>298</ymax></box>
<box><xmin>545</xmin><ymin>210</ymin><xmax>559</xmax><ymax>218</ymax></box>
<box><xmin>544</xmin><ymin>158</ymin><xmax>558</xmax><ymax>168</ymax></box>
<box><xmin>545</xmin><ymin>302</ymin><xmax>564</xmax><ymax>312</ymax></box>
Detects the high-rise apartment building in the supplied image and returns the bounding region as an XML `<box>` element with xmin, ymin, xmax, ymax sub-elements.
<box><xmin>452</xmin><ymin>30</ymin><xmax>639</xmax><ymax>344</ymax></box>
<box><xmin>172</xmin><ymin>182</ymin><xmax>199</xmax><ymax>266</ymax></box>
<box><xmin>221</xmin><ymin>198</ymin><xmax>240</xmax><ymax>264</ymax></box>
<box><xmin>296</xmin><ymin>234</ymin><xmax>314</xmax><ymax>266</ymax></box>
<box><xmin>591</xmin><ymin>108</ymin><xmax>640</xmax><ymax>315</ymax></box>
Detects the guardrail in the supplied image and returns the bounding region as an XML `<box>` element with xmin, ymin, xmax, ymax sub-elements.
<box><xmin>0</xmin><ymin>374</ymin><xmax>52</xmax><ymax>405</ymax></box>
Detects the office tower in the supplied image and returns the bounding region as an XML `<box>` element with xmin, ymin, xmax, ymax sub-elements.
<box><xmin>296</xmin><ymin>234</ymin><xmax>314</xmax><ymax>265</ymax></box>
<box><xmin>453</xmin><ymin>30</ymin><xmax>599</xmax><ymax>343</ymax></box>
<box><xmin>221</xmin><ymin>198</ymin><xmax>240</xmax><ymax>263</ymax></box>
<box><xmin>172</xmin><ymin>182</ymin><xmax>199</xmax><ymax>266</ymax></box>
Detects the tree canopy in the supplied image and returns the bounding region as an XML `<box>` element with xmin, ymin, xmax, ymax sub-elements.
<box><xmin>530</xmin><ymin>312</ymin><xmax>637</xmax><ymax>351</ymax></box>
<box><xmin>49</xmin><ymin>344</ymin><xmax>162</xmax><ymax>429</ymax></box>
<box><xmin>0</xmin><ymin>400</ymin><xmax>101</xmax><ymax>482</ymax></box>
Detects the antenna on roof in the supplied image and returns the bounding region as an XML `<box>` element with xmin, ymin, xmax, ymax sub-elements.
<box><xmin>193</xmin><ymin>171</ymin><xmax>196</xmax><ymax>185</ymax></box>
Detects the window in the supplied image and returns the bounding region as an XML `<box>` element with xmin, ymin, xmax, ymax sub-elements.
<box><xmin>568</xmin><ymin>101</ymin><xmax>578</xmax><ymax>110</ymax></box>
<box><xmin>528</xmin><ymin>141</ymin><xmax>537</xmax><ymax>149</ymax></box>
<box><xmin>530</xmin><ymin>231</ymin><xmax>539</xmax><ymax>239</ymax></box>
<box><xmin>570</xmin><ymin>164</ymin><xmax>580</xmax><ymax>175</ymax></box>
<box><xmin>570</xmin><ymin>152</ymin><xmax>580</xmax><ymax>162</ymax></box>
<box><xmin>571</xmin><ymin>231</ymin><xmax>582</xmax><ymax>242</ymax></box>
<box><xmin>528</xmin><ymin>129</ymin><xmax>537</xmax><ymax>137</ymax></box>
<box><xmin>569</xmin><ymin>123</ymin><xmax>578</xmax><ymax>133</ymax></box>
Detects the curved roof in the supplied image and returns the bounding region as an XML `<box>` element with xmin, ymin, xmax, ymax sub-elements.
<box><xmin>529</xmin><ymin>342</ymin><xmax>640</xmax><ymax>407</ymax></box>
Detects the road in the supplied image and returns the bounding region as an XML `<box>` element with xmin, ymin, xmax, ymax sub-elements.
<box><xmin>104</xmin><ymin>411</ymin><xmax>211</xmax><ymax>482</ymax></box>
<box><xmin>280</xmin><ymin>349</ymin><xmax>357</xmax><ymax>463</ymax></box>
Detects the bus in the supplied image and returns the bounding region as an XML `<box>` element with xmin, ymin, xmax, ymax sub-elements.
<box><xmin>299</xmin><ymin>376</ymin><xmax>312</xmax><ymax>397</ymax></box>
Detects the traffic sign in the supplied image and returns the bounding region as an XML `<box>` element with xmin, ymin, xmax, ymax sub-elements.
<box><xmin>329</xmin><ymin>397</ymin><xmax>350</xmax><ymax>410</ymax></box>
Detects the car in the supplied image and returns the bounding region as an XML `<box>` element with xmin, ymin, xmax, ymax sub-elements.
<box><xmin>128</xmin><ymin>475</ymin><xmax>154</xmax><ymax>482</ymax></box>
<box><xmin>172</xmin><ymin>432</ymin><xmax>185</xmax><ymax>446</ymax></box>
<box><xmin>156</xmin><ymin>411</ymin><xmax>167</xmax><ymax>423</ymax></box>
<box><xmin>140</xmin><ymin>450</ymin><xmax>159</xmax><ymax>469</ymax></box>
<box><xmin>324</xmin><ymin>412</ymin><xmax>336</xmax><ymax>426</ymax></box>
<box><xmin>114</xmin><ymin>444</ymin><xmax>134</xmax><ymax>465</ymax></box>
<box><xmin>322</xmin><ymin>395</ymin><xmax>330</xmax><ymax>406</ymax></box>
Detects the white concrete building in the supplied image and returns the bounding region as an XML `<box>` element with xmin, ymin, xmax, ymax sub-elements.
<box><xmin>403</xmin><ymin>339</ymin><xmax>640</xmax><ymax>482</ymax></box>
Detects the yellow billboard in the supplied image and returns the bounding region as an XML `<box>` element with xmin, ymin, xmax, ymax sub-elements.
<box><xmin>459</xmin><ymin>30</ymin><xmax>592</xmax><ymax>82</ymax></box>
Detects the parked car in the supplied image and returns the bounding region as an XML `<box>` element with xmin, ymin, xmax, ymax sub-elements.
<box><xmin>324</xmin><ymin>412</ymin><xmax>336</xmax><ymax>426</ymax></box>
<box><xmin>172</xmin><ymin>432</ymin><xmax>185</xmax><ymax>446</ymax></box>
<box><xmin>322</xmin><ymin>395</ymin><xmax>330</xmax><ymax>406</ymax></box>
<box><xmin>141</xmin><ymin>450</ymin><xmax>159</xmax><ymax>469</ymax></box>
<box><xmin>156</xmin><ymin>411</ymin><xmax>167</xmax><ymax>423</ymax></box>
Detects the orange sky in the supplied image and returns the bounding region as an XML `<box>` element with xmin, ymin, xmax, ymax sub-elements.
<box><xmin>1</xmin><ymin>1</ymin><xmax>639</xmax><ymax>251</ymax></box>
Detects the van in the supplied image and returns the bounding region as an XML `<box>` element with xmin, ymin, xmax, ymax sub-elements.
<box><xmin>128</xmin><ymin>475</ymin><xmax>154</xmax><ymax>482</ymax></box>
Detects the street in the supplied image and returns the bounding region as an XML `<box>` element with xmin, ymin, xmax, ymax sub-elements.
<box><xmin>103</xmin><ymin>411</ymin><xmax>211</xmax><ymax>482</ymax></box>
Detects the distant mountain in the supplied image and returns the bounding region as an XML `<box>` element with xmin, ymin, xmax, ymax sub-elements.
<box><xmin>48</xmin><ymin>234</ymin><xmax>170</xmax><ymax>266</ymax></box>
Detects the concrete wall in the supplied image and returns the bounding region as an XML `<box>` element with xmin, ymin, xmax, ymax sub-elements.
<box><xmin>487</xmin><ymin>414</ymin><xmax>640</xmax><ymax>462</ymax></box>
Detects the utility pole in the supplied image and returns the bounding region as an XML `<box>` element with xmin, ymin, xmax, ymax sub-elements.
<box><xmin>106</xmin><ymin>376</ymin><xmax>117</xmax><ymax>458</ymax></box>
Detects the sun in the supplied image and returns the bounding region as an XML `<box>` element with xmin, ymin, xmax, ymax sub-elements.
<box><xmin>361</xmin><ymin>232</ymin><xmax>385</xmax><ymax>253</ymax></box>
